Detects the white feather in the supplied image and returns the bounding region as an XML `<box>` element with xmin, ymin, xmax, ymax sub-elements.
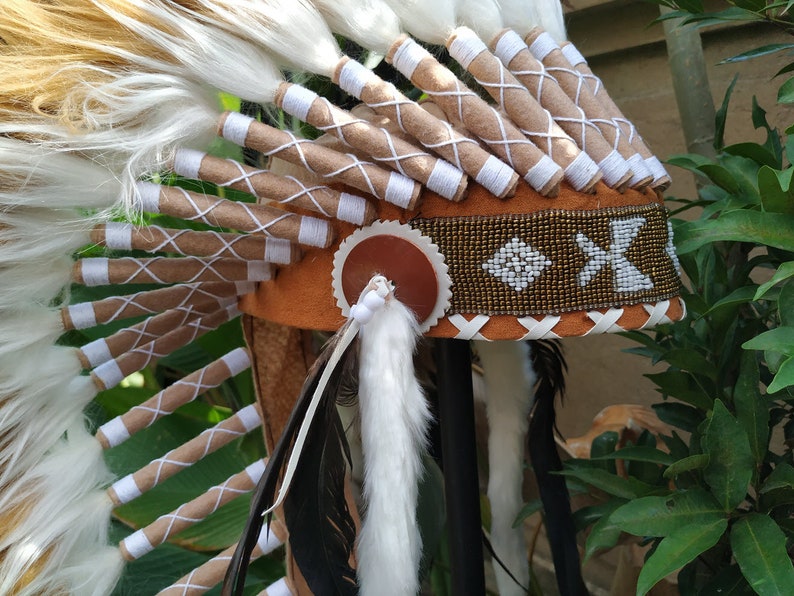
<box><xmin>455</xmin><ymin>0</ymin><xmax>505</xmax><ymax>43</ymax></box>
<box><xmin>357</xmin><ymin>295</ymin><xmax>431</xmax><ymax>596</ymax></box>
<box><xmin>383</xmin><ymin>0</ymin><xmax>457</xmax><ymax>45</ymax></box>
<box><xmin>312</xmin><ymin>0</ymin><xmax>402</xmax><ymax>54</ymax></box>
<box><xmin>477</xmin><ymin>340</ymin><xmax>536</xmax><ymax>596</ymax></box>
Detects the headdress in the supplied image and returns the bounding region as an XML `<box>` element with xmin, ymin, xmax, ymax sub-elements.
<box><xmin>0</xmin><ymin>1</ymin><xmax>683</xmax><ymax>594</ymax></box>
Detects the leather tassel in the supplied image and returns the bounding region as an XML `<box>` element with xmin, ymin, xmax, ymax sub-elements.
<box><xmin>527</xmin><ymin>340</ymin><xmax>588</xmax><ymax>596</ymax></box>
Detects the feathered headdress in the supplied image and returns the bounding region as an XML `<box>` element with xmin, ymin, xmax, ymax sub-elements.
<box><xmin>0</xmin><ymin>0</ymin><xmax>682</xmax><ymax>594</ymax></box>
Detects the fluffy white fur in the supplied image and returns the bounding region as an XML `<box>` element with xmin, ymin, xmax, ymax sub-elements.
<box><xmin>311</xmin><ymin>0</ymin><xmax>402</xmax><ymax>54</ymax></box>
<box><xmin>382</xmin><ymin>0</ymin><xmax>456</xmax><ymax>45</ymax></box>
<box><xmin>169</xmin><ymin>0</ymin><xmax>344</xmax><ymax>76</ymax></box>
<box><xmin>476</xmin><ymin>341</ymin><xmax>536</xmax><ymax>596</ymax></box>
<box><xmin>357</xmin><ymin>297</ymin><xmax>431</xmax><ymax>596</ymax></box>
<box><xmin>454</xmin><ymin>0</ymin><xmax>504</xmax><ymax>43</ymax></box>
<box><xmin>0</xmin><ymin>422</ymin><xmax>122</xmax><ymax>596</ymax></box>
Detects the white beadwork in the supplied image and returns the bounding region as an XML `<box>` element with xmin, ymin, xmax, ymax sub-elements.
<box><xmin>575</xmin><ymin>216</ymin><xmax>654</xmax><ymax>293</ymax></box>
<box><xmin>482</xmin><ymin>237</ymin><xmax>552</xmax><ymax>292</ymax></box>
<box><xmin>666</xmin><ymin>221</ymin><xmax>681</xmax><ymax>273</ymax></box>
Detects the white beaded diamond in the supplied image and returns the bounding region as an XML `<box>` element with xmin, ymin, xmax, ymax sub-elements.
<box><xmin>482</xmin><ymin>237</ymin><xmax>552</xmax><ymax>292</ymax></box>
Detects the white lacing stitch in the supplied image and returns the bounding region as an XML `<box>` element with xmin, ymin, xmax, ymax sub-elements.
<box><xmin>448</xmin><ymin>314</ymin><xmax>490</xmax><ymax>340</ymax></box>
<box><xmin>584</xmin><ymin>308</ymin><xmax>626</xmax><ymax>335</ymax></box>
<box><xmin>641</xmin><ymin>300</ymin><xmax>672</xmax><ymax>328</ymax></box>
<box><xmin>79</xmin><ymin>256</ymin><xmax>258</xmax><ymax>285</ymax></box>
<box><xmin>280</xmin><ymin>176</ymin><xmax>334</xmax><ymax>218</ymax></box>
<box><xmin>217</xmin><ymin>159</ymin><xmax>270</xmax><ymax>197</ymax></box>
<box><xmin>517</xmin><ymin>315</ymin><xmax>562</xmax><ymax>340</ymax></box>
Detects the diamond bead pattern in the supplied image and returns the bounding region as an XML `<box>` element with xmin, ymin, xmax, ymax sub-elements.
<box><xmin>482</xmin><ymin>237</ymin><xmax>552</xmax><ymax>292</ymax></box>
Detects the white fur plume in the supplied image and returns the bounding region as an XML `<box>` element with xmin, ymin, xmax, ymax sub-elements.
<box><xmin>311</xmin><ymin>0</ymin><xmax>402</xmax><ymax>54</ymax></box>
<box><xmin>454</xmin><ymin>0</ymin><xmax>504</xmax><ymax>43</ymax></box>
<box><xmin>357</xmin><ymin>281</ymin><xmax>431</xmax><ymax>596</ymax></box>
<box><xmin>477</xmin><ymin>340</ymin><xmax>536</xmax><ymax>596</ymax></box>
<box><xmin>382</xmin><ymin>0</ymin><xmax>457</xmax><ymax>45</ymax></box>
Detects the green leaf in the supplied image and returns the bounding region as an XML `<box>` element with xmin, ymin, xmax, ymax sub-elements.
<box><xmin>758</xmin><ymin>166</ymin><xmax>794</xmax><ymax>215</ymax></box>
<box><xmin>663</xmin><ymin>454</ymin><xmax>710</xmax><ymax>479</ymax></box>
<box><xmin>583</xmin><ymin>506</ymin><xmax>625</xmax><ymax>561</ymax></box>
<box><xmin>636</xmin><ymin>517</ymin><xmax>727</xmax><ymax>596</ymax></box>
<box><xmin>697</xmin><ymin>164</ymin><xmax>740</xmax><ymax>193</ymax></box>
<box><xmin>731</xmin><ymin>514</ymin><xmax>794</xmax><ymax>595</ymax></box>
<box><xmin>590</xmin><ymin>446</ymin><xmax>674</xmax><ymax>466</ymax></box>
<box><xmin>779</xmin><ymin>77</ymin><xmax>794</xmax><ymax>104</ymax></box>
<box><xmin>610</xmin><ymin>489</ymin><xmax>723</xmax><ymax>537</ymax></box>
<box><xmin>513</xmin><ymin>499</ymin><xmax>543</xmax><ymax>526</ymax></box>
<box><xmin>702</xmin><ymin>285</ymin><xmax>757</xmax><ymax>316</ymax></box>
<box><xmin>675</xmin><ymin>211</ymin><xmax>794</xmax><ymax>254</ymax></box>
<box><xmin>780</xmin><ymin>279</ymin><xmax>794</xmax><ymax>327</ymax></box>
<box><xmin>666</xmin><ymin>153</ymin><xmax>713</xmax><ymax>173</ymax></box>
<box><xmin>720</xmin><ymin>43</ymin><xmax>794</xmax><ymax>64</ymax></box>
<box><xmin>645</xmin><ymin>370</ymin><xmax>713</xmax><ymax>410</ymax></box>
<box><xmin>660</xmin><ymin>348</ymin><xmax>717</xmax><ymax>380</ymax></box>
<box><xmin>715</xmin><ymin>75</ymin><xmax>738</xmax><ymax>151</ymax></box>
<box><xmin>589</xmin><ymin>431</ymin><xmax>619</xmax><ymax>473</ymax></box>
<box><xmin>760</xmin><ymin>462</ymin><xmax>794</xmax><ymax>493</ymax></box>
<box><xmin>557</xmin><ymin>466</ymin><xmax>658</xmax><ymax>499</ymax></box>
<box><xmin>755</xmin><ymin>262</ymin><xmax>794</xmax><ymax>299</ymax></box>
<box><xmin>652</xmin><ymin>402</ymin><xmax>705</xmax><ymax>433</ymax></box>
<box><xmin>734</xmin><ymin>351</ymin><xmax>770</xmax><ymax>466</ymax></box>
<box><xmin>701</xmin><ymin>401</ymin><xmax>754</xmax><ymax>511</ymax></box>
<box><xmin>742</xmin><ymin>327</ymin><xmax>794</xmax><ymax>355</ymax></box>
<box><xmin>768</xmin><ymin>356</ymin><xmax>794</xmax><ymax>393</ymax></box>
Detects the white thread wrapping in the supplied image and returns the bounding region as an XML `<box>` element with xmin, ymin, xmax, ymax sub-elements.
<box><xmin>561</xmin><ymin>43</ymin><xmax>587</xmax><ymax>67</ymax></box>
<box><xmin>235</xmin><ymin>281</ymin><xmax>256</xmax><ymax>295</ymax></box>
<box><xmin>426</xmin><ymin>159</ymin><xmax>464</xmax><ymax>199</ymax></box>
<box><xmin>338</xmin><ymin>59</ymin><xmax>374</xmax><ymax>97</ymax></box>
<box><xmin>448</xmin><ymin>29</ymin><xmax>487</xmax><ymax>69</ymax></box>
<box><xmin>237</xmin><ymin>404</ymin><xmax>262</xmax><ymax>432</ymax></box>
<box><xmin>646</xmin><ymin>156</ymin><xmax>669</xmax><ymax>182</ymax></box>
<box><xmin>297</xmin><ymin>216</ymin><xmax>330</xmax><ymax>247</ymax></box>
<box><xmin>222</xmin><ymin>347</ymin><xmax>251</xmax><ymax>377</ymax></box>
<box><xmin>93</xmin><ymin>358</ymin><xmax>125</xmax><ymax>389</ymax></box>
<box><xmin>172</xmin><ymin>148</ymin><xmax>205</xmax><ymax>180</ymax></box>
<box><xmin>123</xmin><ymin>529</ymin><xmax>155</xmax><ymax>560</ymax></box>
<box><xmin>264</xmin><ymin>578</ymin><xmax>291</xmax><ymax>596</ymax></box>
<box><xmin>523</xmin><ymin>154</ymin><xmax>559</xmax><ymax>191</ymax></box>
<box><xmin>391</xmin><ymin>38</ymin><xmax>431</xmax><ymax>79</ymax></box>
<box><xmin>627</xmin><ymin>153</ymin><xmax>651</xmax><ymax>186</ymax></box>
<box><xmin>257</xmin><ymin>527</ymin><xmax>285</xmax><ymax>554</ymax></box>
<box><xmin>337</xmin><ymin>192</ymin><xmax>367</xmax><ymax>225</ymax></box>
<box><xmin>476</xmin><ymin>155</ymin><xmax>515</xmax><ymax>197</ymax></box>
<box><xmin>265</xmin><ymin>238</ymin><xmax>293</xmax><ymax>264</ymax></box>
<box><xmin>493</xmin><ymin>29</ymin><xmax>526</xmax><ymax>65</ymax></box>
<box><xmin>67</xmin><ymin>302</ymin><xmax>97</xmax><ymax>329</ymax></box>
<box><xmin>98</xmin><ymin>416</ymin><xmax>131</xmax><ymax>448</ymax></box>
<box><xmin>244</xmin><ymin>459</ymin><xmax>267</xmax><ymax>484</ymax></box>
<box><xmin>104</xmin><ymin>222</ymin><xmax>134</xmax><ymax>250</ymax></box>
<box><xmin>529</xmin><ymin>32</ymin><xmax>560</xmax><ymax>62</ymax></box>
<box><xmin>281</xmin><ymin>84</ymin><xmax>318</xmax><ymax>122</ymax></box>
<box><xmin>222</xmin><ymin>112</ymin><xmax>255</xmax><ymax>146</ymax></box>
<box><xmin>599</xmin><ymin>150</ymin><xmax>631</xmax><ymax>188</ymax></box>
<box><xmin>564</xmin><ymin>151</ymin><xmax>601</xmax><ymax>191</ymax></box>
<box><xmin>137</xmin><ymin>181</ymin><xmax>162</xmax><ymax>213</ymax></box>
<box><xmin>80</xmin><ymin>338</ymin><xmax>113</xmax><ymax>368</ymax></box>
<box><xmin>112</xmin><ymin>474</ymin><xmax>143</xmax><ymax>505</ymax></box>
<box><xmin>246</xmin><ymin>261</ymin><xmax>273</xmax><ymax>281</ymax></box>
<box><xmin>384</xmin><ymin>172</ymin><xmax>415</xmax><ymax>208</ymax></box>
<box><xmin>80</xmin><ymin>258</ymin><xmax>110</xmax><ymax>286</ymax></box>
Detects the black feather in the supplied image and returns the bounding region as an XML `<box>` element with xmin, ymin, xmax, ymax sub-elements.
<box><xmin>527</xmin><ymin>340</ymin><xmax>588</xmax><ymax>596</ymax></box>
<box><xmin>223</xmin><ymin>326</ymin><xmax>358</xmax><ymax>596</ymax></box>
